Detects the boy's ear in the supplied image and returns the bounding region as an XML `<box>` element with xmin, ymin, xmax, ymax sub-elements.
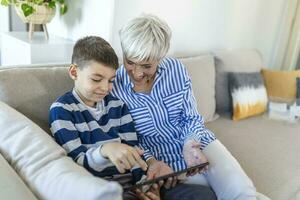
<box><xmin>69</xmin><ymin>64</ymin><xmax>78</xmax><ymax>80</ymax></box>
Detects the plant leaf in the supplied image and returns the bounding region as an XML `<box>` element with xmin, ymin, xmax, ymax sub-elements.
<box><xmin>60</xmin><ymin>4</ymin><xmax>67</xmax><ymax>15</ymax></box>
<box><xmin>1</xmin><ymin>0</ymin><xmax>11</xmax><ymax>6</ymax></box>
<box><xmin>21</xmin><ymin>3</ymin><xmax>35</xmax><ymax>17</ymax></box>
<box><xmin>48</xmin><ymin>1</ymin><xmax>55</xmax><ymax>9</ymax></box>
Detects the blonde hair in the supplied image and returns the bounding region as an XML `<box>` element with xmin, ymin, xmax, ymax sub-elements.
<box><xmin>119</xmin><ymin>14</ymin><xmax>171</xmax><ymax>62</ymax></box>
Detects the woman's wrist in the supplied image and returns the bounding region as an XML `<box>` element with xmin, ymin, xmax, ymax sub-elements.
<box><xmin>146</xmin><ymin>157</ymin><xmax>157</xmax><ymax>166</ymax></box>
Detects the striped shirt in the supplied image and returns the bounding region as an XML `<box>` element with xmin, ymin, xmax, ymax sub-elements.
<box><xmin>49</xmin><ymin>90</ymin><xmax>138</xmax><ymax>177</ymax></box>
<box><xmin>112</xmin><ymin>57</ymin><xmax>216</xmax><ymax>171</ymax></box>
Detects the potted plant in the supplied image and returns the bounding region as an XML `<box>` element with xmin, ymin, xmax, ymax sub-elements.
<box><xmin>1</xmin><ymin>0</ymin><xmax>68</xmax><ymax>39</ymax></box>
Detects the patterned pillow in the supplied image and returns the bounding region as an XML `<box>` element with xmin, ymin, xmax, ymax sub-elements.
<box><xmin>228</xmin><ymin>72</ymin><xmax>268</xmax><ymax>120</ymax></box>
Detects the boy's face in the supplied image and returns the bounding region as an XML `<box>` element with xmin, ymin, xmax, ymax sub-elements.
<box><xmin>69</xmin><ymin>60</ymin><xmax>116</xmax><ymax>107</ymax></box>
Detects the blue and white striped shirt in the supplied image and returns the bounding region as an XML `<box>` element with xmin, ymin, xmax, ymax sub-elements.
<box><xmin>112</xmin><ymin>57</ymin><xmax>216</xmax><ymax>171</ymax></box>
<box><xmin>49</xmin><ymin>90</ymin><xmax>137</xmax><ymax>177</ymax></box>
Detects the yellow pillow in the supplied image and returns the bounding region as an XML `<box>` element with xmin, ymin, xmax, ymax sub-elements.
<box><xmin>262</xmin><ymin>69</ymin><xmax>300</xmax><ymax>102</ymax></box>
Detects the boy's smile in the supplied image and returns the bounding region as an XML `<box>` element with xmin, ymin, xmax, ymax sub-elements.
<box><xmin>69</xmin><ymin>60</ymin><xmax>116</xmax><ymax>107</ymax></box>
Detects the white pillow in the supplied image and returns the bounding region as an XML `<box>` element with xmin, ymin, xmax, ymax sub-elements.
<box><xmin>0</xmin><ymin>101</ymin><xmax>122</xmax><ymax>200</ymax></box>
<box><xmin>181</xmin><ymin>55</ymin><xmax>218</xmax><ymax>122</ymax></box>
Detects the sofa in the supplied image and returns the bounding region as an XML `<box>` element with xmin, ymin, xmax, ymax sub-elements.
<box><xmin>0</xmin><ymin>49</ymin><xmax>299</xmax><ymax>200</ymax></box>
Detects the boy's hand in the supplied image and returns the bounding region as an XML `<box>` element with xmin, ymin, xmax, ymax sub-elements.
<box><xmin>183</xmin><ymin>139</ymin><xmax>208</xmax><ymax>176</ymax></box>
<box><xmin>147</xmin><ymin>159</ymin><xmax>177</xmax><ymax>189</ymax></box>
<box><xmin>100</xmin><ymin>143</ymin><xmax>147</xmax><ymax>173</ymax></box>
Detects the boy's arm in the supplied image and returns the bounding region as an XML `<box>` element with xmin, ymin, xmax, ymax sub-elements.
<box><xmin>49</xmin><ymin>103</ymin><xmax>113</xmax><ymax>175</ymax></box>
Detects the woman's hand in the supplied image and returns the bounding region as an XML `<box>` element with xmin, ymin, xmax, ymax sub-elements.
<box><xmin>183</xmin><ymin>139</ymin><xmax>208</xmax><ymax>176</ymax></box>
<box><xmin>147</xmin><ymin>158</ymin><xmax>177</xmax><ymax>189</ymax></box>
<box><xmin>100</xmin><ymin>142</ymin><xmax>148</xmax><ymax>173</ymax></box>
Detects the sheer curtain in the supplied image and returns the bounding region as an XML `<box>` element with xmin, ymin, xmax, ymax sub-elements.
<box><xmin>273</xmin><ymin>0</ymin><xmax>300</xmax><ymax>70</ymax></box>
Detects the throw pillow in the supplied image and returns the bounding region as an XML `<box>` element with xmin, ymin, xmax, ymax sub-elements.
<box><xmin>228</xmin><ymin>72</ymin><xmax>268</xmax><ymax>120</ymax></box>
<box><xmin>181</xmin><ymin>55</ymin><xmax>218</xmax><ymax>122</ymax></box>
<box><xmin>0</xmin><ymin>101</ymin><xmax>122</xmax><ymax>200</ymax></box>
<box><xmin>214</xmin><ymin>49</ymin><xmax>263</xmax><ymax>114</ymax></box>
<box><xmin>261</xmin><ymin>69</ymin><xmax>300</xmax><ymax>103</ymax></box>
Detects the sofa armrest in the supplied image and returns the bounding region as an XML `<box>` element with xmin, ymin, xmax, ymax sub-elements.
<box><xmin>0</xmin><ymin>153</ymin><xmax>37</xmax><ymax>200</ymax></box>
<box><xmin>0</xmin><ymin>101</ymin><xmax>122</xmax><ymax>200</ymax></box>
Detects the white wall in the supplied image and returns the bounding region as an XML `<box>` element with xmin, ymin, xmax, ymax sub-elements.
<box><xmin>48</xmin><ymin>0</ymin><xmax>115</xmax><ymax>42</ymax></box>
<box><xmin>48</xmin><ymin>0</ymin><xmax>287</xmax><ymax>68</ymax></box>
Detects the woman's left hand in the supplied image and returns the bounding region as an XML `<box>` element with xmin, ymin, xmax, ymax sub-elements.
<box><xmin>183</xmin><ymin>139</ymin><xmax>208</xmax><ymax>176</ymax></box>
<box><xmin>135</xmin><ymin>182</ymin><xmax>163</xmax><ymax>200</ymax></box>
<box><xmin>147</xmin><ymin>159</ymin><xmax>177</xmax><ymax>189</ymax></box>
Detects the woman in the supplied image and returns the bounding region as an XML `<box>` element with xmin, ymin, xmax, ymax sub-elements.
<box><xmin>112</xmin><ymin>14</ymin><xmax>257</xmax><ymax>200</ymax></box>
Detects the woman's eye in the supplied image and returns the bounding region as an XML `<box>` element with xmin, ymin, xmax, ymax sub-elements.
<box><xmin>109</xmin><ymin>79</ymin><xmax>115</xmax><ymax>83</ymax></box>
<box><xmin>127</xmin><ymin>61</ymin><xmax>134</xmax><ymax>65</ymax></box>
<box><xmin>143</xmin><ymin>65</ymin><xmax>151</xmax><ymax>69</ymax></box>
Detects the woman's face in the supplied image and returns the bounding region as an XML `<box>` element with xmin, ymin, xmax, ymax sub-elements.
<box><xmin>124</xmin><ymin>58</ymin><xmax>159</xmax><ymax>86</ymax></box>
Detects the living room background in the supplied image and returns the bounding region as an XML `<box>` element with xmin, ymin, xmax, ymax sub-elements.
<box><xmin>47</xmin><ymin>0</ymin><xmax>287</xmax><ymax>69</ymax></box>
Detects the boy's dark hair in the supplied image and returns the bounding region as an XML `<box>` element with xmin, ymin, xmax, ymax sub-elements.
<box><xmin>71</xmin><ymin>36</ymin><xmax>119</xmax><ymax>69</ymax></box>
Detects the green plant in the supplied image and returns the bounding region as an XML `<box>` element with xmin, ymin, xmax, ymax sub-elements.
<box><xmin>1</xmin><ymin>0</ymin><xmax>67</xmax><ymax>17</ymax></box>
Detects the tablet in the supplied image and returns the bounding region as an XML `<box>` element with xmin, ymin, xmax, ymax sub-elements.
<box><xmin>124</xmin><ymin>162</ymin><xmax>209</xmax><ymax>192</ymax></box>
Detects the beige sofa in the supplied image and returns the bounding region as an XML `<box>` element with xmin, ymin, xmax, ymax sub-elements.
<box><xmin>0</xmin><ymin>50</ymin><xmax>299</xmax><ymax>200</ymax></box>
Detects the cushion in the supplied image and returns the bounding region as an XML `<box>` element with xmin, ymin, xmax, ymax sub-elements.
<box><xmin>181</xmin><ymin>55</ymin><xmax>218</xmax><ymax>122</ymax></box>
<box><xmin>0</xmin><ymin>65</ymin><xmax>72</xmax><ymax>133</ymax></box>
<box><xmin>262</xmin><ymin>69</ymin><xmax>300</xmax><ymax>103</ymax></box>
<box><xmin>0</xmin><ymin>101</ymin><xmax>122</xmax><ymax>200</ymax></box>
<box><xmin>0</xmin><ymin>154</ymin><xmax>37</xmax><ymax>200</ymax></box>
<box><xmin>297</xmin><ymin>78</ymin><xmax>300</xmax><ymax>105</ymax></box>
<box><xmin>214</xmin><ymin>49</ymin><xmax>263</xmax><ymax>114</ymax></box>
<box><xmin>206</xmin><ymin>114</ymin><xmax>300</xmax><ymax>200</ymax></box>
<box><xmin>228</xmin><ymin>72</ymin><xmax>268</xmax><ymax>120</ymax></box>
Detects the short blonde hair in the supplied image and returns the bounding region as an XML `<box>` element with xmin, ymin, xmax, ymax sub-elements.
<box><xmin>119</xmin><ymin>14</ymin><xmax>171</xmax><ymax>62</ymax></box>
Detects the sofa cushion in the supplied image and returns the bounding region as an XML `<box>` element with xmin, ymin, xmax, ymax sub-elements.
<box><xmin>262</xmin><ymin>68</ymin><xmax>300</xmax><ymax>103</ymax></box>
<box><xmin>206</xmin><ymin>115</ymin><xmax>300</xmax><ymax>200</ymax></box>
<box><xmin>181</xmin><ymin>55</ymin><xmax>218</xmax><ymax>122</ymax></box>
<box><xmin>0</xmin><ymin>154</ymin><xmax>37</xmax><ymax>200</ymax></box>
<box><xmin>214</xmin><ymin>49</ymin><xmax>263</xmax><ymax>114</ymax></box>
<box><xmin>0</xmin><ymin>65</ymin><xmax>72</xmax><ymax>133</ymax></box>
<box><xmin>0</xmin><ymin>101</ymin><xmax>122</xmax><ymax>200</ymax></box>
<box><xmin>228</xmin><ymin>72</ymin><xmax>268</xmax><ymax>120</ymax></box>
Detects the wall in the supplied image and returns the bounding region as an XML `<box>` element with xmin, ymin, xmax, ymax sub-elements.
<box><xmin>48</xmin><ymin>0</ymin><xmax>287</xmax><ymax>68</ymax></box>
<box><xmin>48</xmin><ymin>0</ymin><xmax>115</xmax><ymax>42</ymax></box>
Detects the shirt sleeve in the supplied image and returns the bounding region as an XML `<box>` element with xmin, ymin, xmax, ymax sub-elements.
<box><xmin>49</xmin><ymin>103</ymin><xmax>112</xmax><ymax>175</ymax></box>
<box><xmin>180</xmin><ymin>68</ymin><xmax>216</xmax><ymax>149</ymax></box>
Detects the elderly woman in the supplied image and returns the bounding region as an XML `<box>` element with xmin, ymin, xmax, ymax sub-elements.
<box><xmin>112</xmin><ymin>14</ymin><xmax>257</xmax><ymax>200</ymax></box>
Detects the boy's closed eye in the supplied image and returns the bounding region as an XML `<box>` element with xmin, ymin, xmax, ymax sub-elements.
<box><xmin>91</xmin><ymin>78</ymin><xmax>102</xmax><ymax>82</ymax></box>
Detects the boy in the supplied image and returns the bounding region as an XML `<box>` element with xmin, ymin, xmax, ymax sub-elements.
<box><xmin>49</xmin><ymin>36</ymin><xmax>154</xmax><ymax>199</ymax></box>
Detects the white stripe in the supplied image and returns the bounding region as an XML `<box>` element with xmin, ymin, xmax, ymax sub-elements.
<box><xmin>73</xmin><ymin>114</ymin><xmax>133</xmax><ymax>133</ymax></box>
<box><xmin>51</xmin><ymin>120</ymin><xmax>76</xmax><ymax>133</ymax></box>
<box><xmin>50</xmin><ymin>102</ymin><xmax>87</xmax><ymax>112</ymax></box>
<box><xmin>62</xmin><ymin>138</ymin><xmax>81</xmax><ymax>153</ymax></box>
<box><xmin>119</xmin><ymin>132</ymin><xmax>137</xmax><ymax>141</ymax></box>
<box><xmin>107</xmin><ymin>99</ymin><xmax>123</xmax><ymax>110</ymax></box>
